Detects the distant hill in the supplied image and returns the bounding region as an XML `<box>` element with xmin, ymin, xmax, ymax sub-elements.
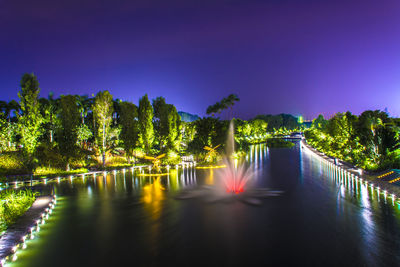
<box><xmin>178</xmin><ymin>111</ymin><xmax>199</xmax><ymax>122</ymax></box>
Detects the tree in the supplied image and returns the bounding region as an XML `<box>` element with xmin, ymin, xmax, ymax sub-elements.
<box><xmin>138</xmin><ymin>94</ymin><xmax>154</xmax><ymax>153</ymax></box>
<box><xmin>247</xmin><ymin>119</ymin><xmax>268</xmax><ymax>138</ymax></box>
<box><xmin>0</xmin><ymin>116</ymin><xmax>16</xmax><ymax>152</ymax></box>
<box><xmin>152</xmin><ymin>97</ymin><xmax>182</xmax><ymax>152</ymax></box>
<box><xmin>76</xmin><ymin>124</ymin><xmax>93</xmax><ymax>149</ymax></box>
<box><xmin>188</xmin><ymin>117</ymin><xmax>228</xmax><ymax>154</ymax></box>
<box><xmin>152</xmin><ymin>96</ymin><xmax>167</xmax><ymax>148</ymax></box>
<box><xmin>165</xmin><ymin>104</ymin><xmax>182</xmax><ymax>152</ymax></box>
<box><xmin>119</xmin><ymin>101</ymin><xmax>139</xmax><ymax>163</ymax></box>
<box><xmin>0</xmin><ymin>100</ymin><xmax>19</xmax><ymax>149</ymax></box>
<box><xmin>18</xmin><ymin>73</ymin><xmax>44</xmax><ymax>177</ymax></box>
<box><xmin>312</xmin><ymin>114</ymin><xmax>328</xmax><ymax>130</ymax></box>
<box><xmin>39</xmin><ymin>92</ymin><xmax>59</xmax><ymax>143</ymax></box>
<box><xmin>92</xmin><ymin>91</ymin><xmax>114</xmax><ymax>167</ymax></box>
<box><xmin>58</xmin><ymin>95</ymin><xmax>80</xmax><ymax>170</ymax></box>
<box><xmin>76</xmin><ymin>94</ymin><xmax>92</xmax><ymax>124</ymax></box>
<box><xmin>206</xmin><ymin>94</ymin><xmax>240</xmax><ymax>118</ymax></box>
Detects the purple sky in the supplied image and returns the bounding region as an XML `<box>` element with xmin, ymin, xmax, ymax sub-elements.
<box><xmin>1</xmin><ymin>0</ymin><xmax>400</xmax><ymax>120</ymax></box>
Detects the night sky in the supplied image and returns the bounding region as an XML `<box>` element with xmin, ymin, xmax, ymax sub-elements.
<box><xmin>1</xmin><ymin>0</ymin><xmax>400</xmax><ymax>120</ymax></box>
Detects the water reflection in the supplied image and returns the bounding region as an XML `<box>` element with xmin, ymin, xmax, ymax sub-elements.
<box><xmin>9</xmin><ymin>143</ymin><xmax>400</xmax><ymax>266</ymax></box>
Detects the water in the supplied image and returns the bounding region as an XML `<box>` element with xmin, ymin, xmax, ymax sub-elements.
<box><xmin>8</xmin><ymin>142</ymin><xmax>400</xmax><ymax>266</ymax></box>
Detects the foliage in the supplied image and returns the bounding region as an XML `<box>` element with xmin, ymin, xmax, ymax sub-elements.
<box><xmin>119</xmin><ymin>101</ymin><xmax>139</xmax><ymax>163</ymax></box>
<box><xmin>92</xmin><ymin>91</ymin><xmax>114</xmax><ymax>167</ymax></box>
<box><xmin>76</xmin><ymin>123</ymin><xmax>93</xmax><ymax>148</ymax></box>
<box><xmin>206</xmin><ymin>94</ymin><xmax>240</xmax><ymax>117</ymax></box>
<box><xmin>39</xmin><ymin>92</ymin><xmax>59</xmax><ymax>143</ymax></box>
<box><xmin>0</xmin><ymin>118</ymin><xmax>17</xmax><ymax>152</ymax></box>
<box><xmin>305</xmin><ymin>110</ymin><xmax>400</xmax><ymax>171</ymax></box>
<box><xmin>58</xmin><ymin>95</ymin><xmax>81</xmax><ymax>170</ymax></box>
<box><xmin>0</xmin><ymin>152</ymin><xmax>27</xmax><ymax>175</ymax></box>
<box><xmin>138</xmin><ymin>94</ymin><xmax>154</xmax><ymax>153</ymax></box>
<box><xmin>152</xmin><ymin>97</ymin><xmax>182</xmax><ymax>152</ymax></box>
<box><xmin>188</xmin><ymin>117</ymin><xmax>228</xmax><ymax>153</ymax></box>
<box><xmin>18</xmin><ymin>73</ymin><xmax>44</xmax><ymax>173</ymax></box>
<box><xmin>253</xmin><ymin>113</ymin><xmax>300</xmax><ymax>131</ymax></box>
<box><xmin>0</xmin><ymin>189</ymin><xmax>37</xmax><ymax>233</ymax></box>
<box><xmin>266</xmin><ymin>138</ymin><xmax>295</xmax><ymax>148</ymax></box>
<box><xmin>34</xmin><ymin>167</ymin><xmax>88</xmax><ymax>177</ymax></box>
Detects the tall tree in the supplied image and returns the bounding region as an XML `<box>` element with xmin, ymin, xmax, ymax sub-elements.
<box><xmin>138</xmin><ymin>94</ymin><xmax>154</xmax><ymax>153</ymax></box>
<box><xmin>39</xmin><ymin>92</ymin><xmax>59</xmax><ymax>143</ymax></box>
<box><xmin>152</xmin><ymin>97</ymin><xmax>168</xmax><ymax>149</ymax></box>
<box><xmin>119</xmin><ymin>101</ymin><xmax>139</xmax><ymax>163</ymax></box>
<box><xmin>18</xmin><ymin>73</ymin><xmax>44</xmax><ymax>178</ymax></box>
<box><xmin>58</xmin><ymin>95</ymin><xmax>80</xmax><ymax>170</ymax></box>
<box><xmin>92</xmin><ymin>91</ymin><xmax>114</xmax><ymax>167</ymax></box>
<box><xmin>76</xmin><ymin>94</ymin><xmax>92</xmax><ymax>124</ymax></box>
<box><xmin>206</xmin><ymin>94</ymin><xmax>240</xmax><ymax>118</ymax></box>
<box><xmin>165</xmin><ymin>104</ymin><xmax>182</xmax><ymax>151</ymax></box>
<box><xmin>152</xmin><ymin>97</ymin><xmax>181</xmax><ymax>152</ymax></box>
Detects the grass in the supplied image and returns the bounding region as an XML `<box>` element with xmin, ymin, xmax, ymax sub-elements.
<box><xmin>0</xmin><ymin>152</ymin><xmax>27</xmax><ymax>176</ymax></box>
<box><xmin>34</xmin><ymin>167</ymin><xmax>89</xmax><ymax>178</ymax></box>
<box><xmin>0</xmin><ymin>189</ymin><xmax>37</xmax><ymax>233</ymax></box>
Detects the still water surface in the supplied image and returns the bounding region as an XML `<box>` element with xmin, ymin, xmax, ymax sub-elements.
<box><xmin>8</xmin><ymin>143</ymin><xmax>400</xmax><ymax>266</ymax></box>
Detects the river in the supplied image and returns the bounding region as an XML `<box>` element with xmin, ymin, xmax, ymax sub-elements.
<box><xmin>8</xmin><ymin>142</ymin><xmax>400</xmax><ymax>266</ymax></box>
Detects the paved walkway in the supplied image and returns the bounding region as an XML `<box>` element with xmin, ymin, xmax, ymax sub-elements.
<box><xmin>0</xmin><ymin>196</ymin><xmax>54</xmax><ymax>264</ymax></box>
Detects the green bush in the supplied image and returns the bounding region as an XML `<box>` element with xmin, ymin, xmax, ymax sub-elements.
<box><xmin>0</xmin><ymin>152</ymin><xmax>27</xmax><ymax>175</ymax></box>
<box><xmin>266</xmin><ymin>138</ymin><xmax>295</xmax><ymax>148</ymax></box>
<box><xmin>0</xmin><ymin>189</ymin><xmax>37</xmax><ymax>233</ymax></box>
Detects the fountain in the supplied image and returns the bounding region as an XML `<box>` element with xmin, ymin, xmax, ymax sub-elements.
<box><xmin>176</xmin><ymin>120</ymin><xmax>282</xmax><ymax>205</ymax></box>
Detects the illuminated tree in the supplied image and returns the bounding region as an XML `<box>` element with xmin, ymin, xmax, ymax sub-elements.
<box><xmin>76</xmin><ymin>94</ymin><xmax>92</xmax><ymax>124</ymax></box>
<box><xmin>76</xmin><ymin>123</ymin><xmax>92</xmax><ymax>149</ymax></box>
<box><xmin>93</xmin><ymin>90</ymin><xmax>114</xmax><ymax>167</ymax></box>
<box><xmin>153</xmin><ymin>97</ymin><xmax>182</xmax><ymax>152</ymax></box>
<box><xmin>119</xmin><ymin>101</ymin><xmax>139</xmax><ymax>163</ymax></box>
<box><xmin>18</xmin><ymin>73</ymin><xmax>44</xmax><ymax>177</ymax></box>
<box><xmin>138</xmin><ymin>94</ymin><xmax>154</xmax><ymax>153</ymax></box>
<box><xmin>39</xmin><ymin>92</ymin><xmax>59</xmax><ymax>143</ymax></box>
<box><xmin>58</xmin><ymin>95</ymin><xmax>80</xmax><ymax>170</ymax></box>
<box><xmin>0</xmin><ymin>100</ymin><xmax>19</xmax><ymax>149</ymax></box>
<box><xmin>0</xmin><ymin>117</ymin><xmax>16</xmax><ymax>152</ymax></box>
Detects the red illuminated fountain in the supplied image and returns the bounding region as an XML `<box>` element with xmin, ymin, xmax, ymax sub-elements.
<box><xmin>176</xmin><ymin>120</ymin><xmax>283</xmax><ymax>205</ymax></box>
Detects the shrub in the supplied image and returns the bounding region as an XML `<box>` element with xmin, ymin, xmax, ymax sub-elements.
<box><xmin>0</xmin><ymin>189</ymin><xmax>37</xmax><ymax>233</ymax></box>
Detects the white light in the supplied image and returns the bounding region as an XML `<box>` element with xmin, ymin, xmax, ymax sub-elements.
<box><xmin>12</xmin><ymin>246</ymin><xmax>18</xmax><ymax>253</ymax></box>
<box><xmin>12</xmin><ymin>254</ymin><xmax>17</xmax><ymax>262</ymax></box>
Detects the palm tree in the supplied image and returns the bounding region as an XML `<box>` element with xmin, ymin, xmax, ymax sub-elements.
<box><xmin>76</xmin><ymin>94</ymin><xmax>92</xmax><ymax>124</ymax></box>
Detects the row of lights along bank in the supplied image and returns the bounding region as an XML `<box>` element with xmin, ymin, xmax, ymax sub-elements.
<box><xmin>1</xmin><ymin>195</ymin><xmax>57</xmax><ymax>266</ymax></box>
<box><xmin>300</xmin><ymin>140</ymin><xmax>399</xmax><ymax>205</ymax></box>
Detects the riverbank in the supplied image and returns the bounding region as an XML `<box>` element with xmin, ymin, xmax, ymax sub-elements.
<box><xmin>301</xmin><ymin>139</ymin><xmax>400</xmax><ymax>198</ymax></box>
<box><xmin>0</xmin><ymin>195</ymin><xmax>56</xmax><ymax>265</ymax></box>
